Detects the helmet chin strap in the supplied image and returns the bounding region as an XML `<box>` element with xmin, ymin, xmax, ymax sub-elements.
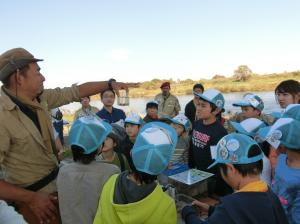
<box><xmin>14</xmin><ymin>69</ymin><xmax>20</xmax><ymax>98</ymax></box>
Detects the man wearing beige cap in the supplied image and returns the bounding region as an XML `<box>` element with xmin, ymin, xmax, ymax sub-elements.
<box><xmin>154</xmin><ymin>82</ymin><xmax>181</xmax><ymax>118</ymax></box>
<box><xmin>0</xmin><ymin>47</ymin><xmax>136</xmax><ymax>223</ymax></box>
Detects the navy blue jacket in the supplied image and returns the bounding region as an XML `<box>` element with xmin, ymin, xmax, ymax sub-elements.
<box><xmin>185</xmin><ymin>99</ymin><xmax>196</xmax><ymax>123</ymax></box>
<box><xmin>182</xmin><ymin>189</ymin><xmax>288</xmax><ymax>224</ymax></box>
<box><xmin>96</xmin><ymin>107</ymin><xmax>126</xmax><ymax>123</ymax></box>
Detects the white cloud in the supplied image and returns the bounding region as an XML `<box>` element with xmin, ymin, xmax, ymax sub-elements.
<box><xmin>108</xmin><ymin>49</ymin><xmax>130</xmax><ymax>61</ymax></box>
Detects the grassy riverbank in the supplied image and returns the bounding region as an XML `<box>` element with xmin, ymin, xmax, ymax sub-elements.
<box><xmin>127</xmin><ymin>71</ymin><xmax>300</xmax><ymax>98</ymax></box>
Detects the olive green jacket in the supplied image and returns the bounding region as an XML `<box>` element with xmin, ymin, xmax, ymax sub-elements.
<box><xmin>154</xmin><ymin>93</ymin><xmax>181</xmax><ymax>118</ymax></box>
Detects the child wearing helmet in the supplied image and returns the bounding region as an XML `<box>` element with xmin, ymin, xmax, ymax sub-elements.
<box><xmin>225</xmin><ymin>93</ymin><xmax>274</xmax><ymax>133</ymax></box>
<box><xmin>230</xmin><ymin>118</ymin><xmax>272</xmax><ymax>185</ymax></box>
<box><xmin>119</xmin><ymin>112</ymin><xmax>143</xmax><ymax>170</ymax></box>
<box><xmin>256</xmin><ymin>118</ymin><xmax>300</xmax><ymax>223</ymax></box>
<box><xmin>189</xmin><ymin>88</ymin><xmax>231</xmax><ymax>196</ymax></box>
<box><xmin>182</xmin><ymin>133</ymin><xmax>288</xmax><ymax>224</ymax></box>
<box><xmin>93</xmin><ymin>122</ymin><xmax>178</xmax><ymax>224</ymax></box>
<box><xmin>97</xmin><ymin>125</ymin><xmax>130</xmax><ymax>172</ymax></box>
<box><xmin>57</xmin><ymin>117</ymin><xmax>120</xmax><ymax>224</ymax></box>
<box><xmin>169</xmin><ymin>114</ymin><xmax>190</xmax><ymax>165</ymax></box>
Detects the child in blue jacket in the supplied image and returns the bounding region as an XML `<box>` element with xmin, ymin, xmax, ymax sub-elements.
<box><xmin>257</xmin><ymin>117</ymin><xmax>300</xmax><ymax>223</ymax></box>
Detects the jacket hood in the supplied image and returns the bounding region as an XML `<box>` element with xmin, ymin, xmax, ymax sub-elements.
<box><xmin>109</xmin><ymin>176</ymin><xmax>171</xmax><ymax>223</ymax></box>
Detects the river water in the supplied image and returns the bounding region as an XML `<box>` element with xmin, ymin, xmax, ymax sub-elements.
<box><xmin>60</xmin><ymin>91</ymin><xmax>281</xmax><ymax>116</ymax></box>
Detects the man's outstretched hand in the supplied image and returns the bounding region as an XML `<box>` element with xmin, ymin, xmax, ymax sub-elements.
<box><xmin>111</xmin><ymin>81</ymin><xmax>140</xmax><ymax>96</ymax></box>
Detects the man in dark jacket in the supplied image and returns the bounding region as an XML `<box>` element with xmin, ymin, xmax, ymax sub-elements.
<box><xmin>184</xmin><ymin>83</ymin><xmax>204</xmax><ymax>123</ymax></box>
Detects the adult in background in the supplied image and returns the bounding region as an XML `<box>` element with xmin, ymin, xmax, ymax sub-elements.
<box><xmin>96</xmin><ymin>88</ymin><xmax>126</xmax><ymax>123</ymax></box>
<box><xmin>0</xmin><ymin>47</ymin><xmax>136</xmax><ymax>224</ymax></box>
<box><xmin>154</xmin><ymin>82</ymin><xmax>181</xmax><ymax>118</ymax></box>
<box><xmin>275</xmin><ymin>79</ymin><xmax>300</xmax><ymax>109</ymax></box>
<box><xmin>184</xmin><ymin>83</ymin><xmax>204</xmax><ymax>123</ymax></box>
<box><xmin>74</xmin><ymin>96</ymin><xmax>99</xmax><ymax>120</ymax></box>
<box><xmin>51</xmin><ymin>108</ymin><xmax>65</xmax><ymax>145</ymax></box>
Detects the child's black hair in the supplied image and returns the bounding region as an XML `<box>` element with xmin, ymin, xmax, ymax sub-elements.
<box><xmin>81</xmin><ymin>96</ymin><xmax>90</xmax><ymax>100</ymax></box>
<box><xmin>258</xmin><ymin>141</ymin><xmax>271</xmax><ymax>157</ymax></box>
<box><xmin>100</xmin><ymin>88</ymin><xmax>116</xmax><ymax>99</ymax></box>
<box><xmin>146</xmin><ymin>102</ymin><xmax>158</xmax><ymax>110</ymax></box>
<box><xmin>218</xmin><ymin>144</ymin><xmax>263</xmax><ymax>177</ymax></box>
<box><xmin>125</xmin><ymin>122</ymin><xmax>141</xmax><ymax>128</ymax></box>
<box><xmin>242</xmin><ymin>105</ymin><xmax>262</xmax><ymax>115</ymax></box>
<box><xmin>127</xmin><ymin>155</ymin><xmax>157</xmax><ymax>184</ymax></box>
<box><xmin>124</xmin><ymin>126</ymin><xmax>171</xmax><ymax>184</ymax></box>
<box><xmin>193</xmin><ymin>83</ymin><xmax>204</xmax><ymax>92</ymax></box>
<box><xmin>71</xmin><ymin>145</ymin><xmax>98</xmax><ymax>164</ymax></box>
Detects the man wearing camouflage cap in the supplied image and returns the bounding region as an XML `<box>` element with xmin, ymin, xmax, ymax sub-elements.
<box><xmin>0</xmin><ymin>47</ymin><xmax>136</xmax><ymax>223</ymax></box>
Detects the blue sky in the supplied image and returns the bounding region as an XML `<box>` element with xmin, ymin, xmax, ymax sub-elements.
<box><xmin>1</xmin><ymin>0</ymin><xmax>299</xmax><ymax>88</ymax></box>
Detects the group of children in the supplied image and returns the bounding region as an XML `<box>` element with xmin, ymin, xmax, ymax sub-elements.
<box><xmin>56</xmin><ymin>79</ymin><xmax>300</xmax><ymax>224</ymax></box>
<box><xmin>182</xmin><ymin>79</ymin><xmax>300</xmax><ymax>223</ymax></box>
<box><xmin>58</xmin><ymin>117</ymin><xmax>178</xmax><ymax>224</ymax></box>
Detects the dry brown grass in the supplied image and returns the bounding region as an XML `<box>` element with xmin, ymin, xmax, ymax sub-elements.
<box><xmin>129</xmin><ymin>73</ymin><xmax>300</xmax><ymax>97</ymax></box>
<box><xmin>87</xmin><ymin>72</ymin><xmax>300</xmax><ymax>99</ymax></box>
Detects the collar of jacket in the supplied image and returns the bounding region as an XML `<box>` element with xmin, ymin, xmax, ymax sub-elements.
<box><xmin>0</xmin><ymin>87</ymin><xmax>18</xmax><ymax>111</ymax></box>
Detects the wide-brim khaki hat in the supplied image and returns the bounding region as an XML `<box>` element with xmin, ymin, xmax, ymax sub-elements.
<box><xmin>0</xmin><ymin>48</ymin><xmax>43</xmax><ymax>81</ymax></box>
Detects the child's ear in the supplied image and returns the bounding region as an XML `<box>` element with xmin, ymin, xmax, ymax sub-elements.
<box><xmin>113</xmin><ymin>142</ymin><xmax>117</xmax><ymax>147</ymax></box>
<box><xmin>254</xmin><ymin>109</ymin><xmax>261</xmax><ymax>116</ymax></box>
<box><xmin>212</xmin><ymin>107</ymin><xmax>222</xmax><ymax>115</ymax></box>
<box><xmin>226</xmin><ymin>164</ymin><xmax>235</xmax><ymax>174</ymax></box>
<box><xmin>296</xmin><ymin>92</ymin><xmax>300</xmax><ymax>103</ymax></box>
<box><xmin>97</xmin><ymin>145</ymin><xmax>103</xmax><ymax>155</ymax></box>
<box><xmin>181</xmin><ymin>131</ymin><xmax>188</xmax><ymax>137</ymax></box>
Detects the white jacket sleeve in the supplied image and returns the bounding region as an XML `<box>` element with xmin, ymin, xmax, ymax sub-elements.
<box><xmin>0</xmin><ymin>200</ymin><xmax>27</xmax><ymax>224</ymax></box>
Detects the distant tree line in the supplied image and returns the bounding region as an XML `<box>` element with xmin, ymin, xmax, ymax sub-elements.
<box><xmin>120</xmin><ymin>68</ymin><xmax>300</xmax><ymax>98</ymax></box>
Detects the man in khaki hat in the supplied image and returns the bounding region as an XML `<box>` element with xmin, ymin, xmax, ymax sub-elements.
<box><xmin>0</xmin><ymin>47</ymin><xmax>136</xmax><ymax>223</ymax></box>
<box><xmin>154</xmin><ymin>82</ymin><xmax>181</xmax><ymax>118</ymax></box>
